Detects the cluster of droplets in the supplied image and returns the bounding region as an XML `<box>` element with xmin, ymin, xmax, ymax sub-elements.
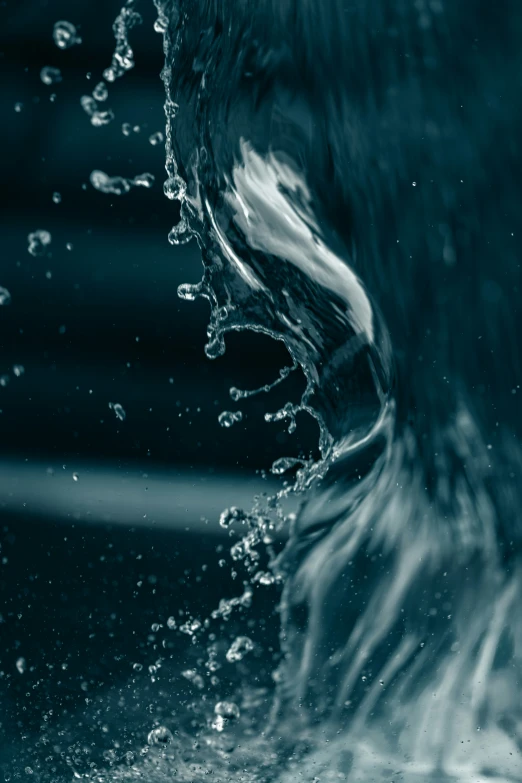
<box><xmin>0</xmin><ymin>364</ymin><xmax>25</xmax><ymax>390</ymax></box>
<box><xmin>103</xmin><ymin>0</ymin><xmax>142</xmax><ymax>83</ymax></box>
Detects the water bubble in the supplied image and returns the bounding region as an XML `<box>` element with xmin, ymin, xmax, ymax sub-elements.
<box><xmin>149</xmin><ymin>131</ymin><xmax>164</xmax><ymax>146</ymax></box>
<box><xmin>66</xmin><ymin>242</ymin><xmax>74</xmax><ymax>251</ymax></box>
<box><xmin>53</xmin><ymin>20</ymin><xmax>82</xmax><ymax>50</ymax></box>
<box><xmin>14</xmin><ymin>102</ymin><xmax>23</xmax><ymax>113</ymax></box>
<box><xmin>166</xmin><ymin>616</ymin><xmax>177</xmax><ymax>630</ymax></box>
<box><xmin>72</xmin><ymin>473</ymin><xmax>79</xmax><ymax>482</ymax></box>
<box><xmin>16</xmin><ymin>657</ymin><xmax>26</xmax><ymax>674</ymax></box>
<box><xmin>122</xmin><ymin>122</ymin><xmax>132</xmax><ymax>136</ymax></box>
<box><xmin>226</xmin><ymin>636</ymin><xmax>254</xmax><ymax>663</ymax></box>
<box><xmin>153</xmin><ymin>16</ymin><xmax>168</xmax><ymax>34</ymax></box>
<box><xmin>147</xmin><ymin>726</ymin><xmax>174</xmax><ymax>746</ymax></box>
<box><xmin>0</xmin><ymin>287</ymin><xmax>11</xmax><ymax>306</ymax></box>
<box><xmin>40</xmin><ymin>66</ymin><xmax>62</xmax><ymax>85</ymax></box>
<box><xmin>27</xmin><ymin>230</ymin><xmax>52</xmax><ymax>256</ymax></box>
<box><xmin>0</xmin><ymin>375</ymin><xmax>10</xmax><ymax>388</ymax></box>
<box><xmin>212</xmin><ymin>701</ymin><xmax>240</xmax><ymax>732</ymax></box>
<box><xmin>92</xmin><ymin>81</ymin><xmax>108</xmax><ymax>102</ymax></box>
<box><xmin>52</xmin><ymin>192</ymin><xmax>62</xmax><ymax>204</ymax></box>
<box><xmin>132</xmin><ymin>662</ymin><xmax>143</xmax><ymax>672</ymax></box>
<box><xmin>12</xmin><ymin>365</ymin><xmax>25</xmax><ymax>378</ymax></box>
<box><xmin>109</xmin><ymin>402</ymin><xmax>126</xmax><ymax>421</ymax></box>
<box><xmin>179</xmin><ymin>618</ymin><xmax>202</xmax><ymax>636</ymax></box>
<box><xmin>218</xmin><ymin>410</ymin><xmax>243</xmax><ymax>428</ymax></box>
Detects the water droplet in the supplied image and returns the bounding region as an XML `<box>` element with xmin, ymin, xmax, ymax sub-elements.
<box><xmin>81</xmin><ymin>96</ymin><xmax>114</xmax><ymax>127</ymax></box>
<box><xmin>16</xmin><ymin>657</ymin><xmax>26</xmax><ymax>674</ymax></box>
<box><xmin>122</xmin><ymin>122</ymin><xmax>132</xmax><ymax>136</ymax></box>
<box><xmin>27</xmin><ymin>230</ymin><xmax>52</xmax><ymax>256</ymax></box>
<box><xmin>226</xmin><ymin>636</ymin><xmax>254</xmax><ymax>663</ymax></box>
<box><xmin>90</xmin><ymin>170</ymin><xmax>131</xmax><ymax>195</ymax></box>
<box><xmin>72</xmin><ymin>473</ymin><xmax>79</xmax><ymax>482</ymax></box>
<box><xmin>52</xmin><ymin>192</ymin><xmax>62</xmax><ymax>204</ymax></box>
<box><xmin>66</xmin><ymin>242</ymin><xmax>74</xmax><ymax>251</ymax></box>
<box><xmin>14</xmin><ymin>102</ymin><xmax>23</xmax><ymax>113</ymax></box>
<box><xmin>0</xmin><ymin>287</ymin><xmax>11</xmax><ymax>306</ymax></box>
<box><xmin>163</xmin><ymin>175</ymin><xmax>186</xmax><ymax>201</ymax></box>
<box><xmin>92</xmin><ymin>81</ymin><xmax>108</xmax><ymax>102</ymax></box>
<box><xmin>12</xmin><ymin>365</ymin><xmax>24</xmax><ymax>378</ymax></box>
<box><xmin>149</xmin><ymin>131</ymin><xmax>164</xmax><ymax>146</ymax></box>
<box><xmin>168</xmin><ymin>216</ymin><xmax>192</xmax><ymax>245</ymax></box>
<box><xmin>132</xmin><ymin>172</ymin><xmax>155</xmax><ymax>188</ymax></box>
<box><xmin>219</xmin><ymin>507</ymin><xmax>247</xmax><ymax>529</ymax></box>
<box><xmin>218</xmin><ymin>410</ymin><xmax>243</xmax><ymax>428</ymax></box>
<box><xmin>147</xmin><ymin>726</ymin><xmax>174</xmax><ymax>746</ymax></box>
<box><xmin>53</xmin><ymin>20</ymin><xmax>82</xmax><ymax>50</ymax></box>
<box><xmin>132</xmin><ymin>662</ymin><xmax>143</xmax><ymax>671</ymax></box>
<box><xmin>109</xmin><ymin>402</ymin><xmax>126</xmax><ymax>421</ymax></box>
<box><xmin>166</xmin><ymin>616</ymin><xmax>177</xmax><ymax>630</ymax></box>
<box><xmin>0</xmin><ymin>375</ymin><xmax>10</xmax><ymax>388</ymax></box>
<box><xmin>40</xmin><ymin>66</ymin><xmax>62</xmax><ymax>86</ymax></box>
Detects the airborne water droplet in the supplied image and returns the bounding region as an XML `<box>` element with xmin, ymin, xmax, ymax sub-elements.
<box><xmin>109</xmin><ymin>402</ymin><xmax>126</xmax><ymax>421</ymax></box>
<box><xmin>0</xmin><ymin>287</ymin><xmax>11</xmax><ymax>306</ymax></box>
<box><xmin>149</xmin><ymin>131</ymin><xmax>164</xmax><ymax>146</ymax></box>
<box><xmin>72</xmin><ymin>473</ymin><xmax>79</xmax><ymax>482</ymax></box>
<box><xmin>92</xmin><ymin>81</ymin><xmax>108</xmax><ymax>102</ymax></box>
<box><xmin>218</xmin><ymin>410</ymin><xmax>243</xmax><ymax>428</ymax></box>
<box><xmin>27</xmin><ymin>230</ymin><xmax>52</xmax><ymax>257</ymax></box>
<box><xmin>52</xmin><ymin>192</ymin><xmax>62</xmax><ymax>204</ymax></box>
<box><xmin>226</xmin><ymin>636</ymin><xmax>254</xmax><ymax>662</ymax></box>
<box><xmin>53</xmin><ymin>20</ymin><xmax>82</xmax><ymax>50</ymax></box>
<box><xmin>12</xmin><ymin>365</ymin><xmax>25</xmax><ymax>378</ymax></box>
<box><xmin>40</xmin><ymin>66</ymin><xmax>62</xmax><ymax>86</ymax></box>
<box><xmin>16</xmin><ymin>657</ymin><xmax>26</xmax><ymax>674</ymax></box>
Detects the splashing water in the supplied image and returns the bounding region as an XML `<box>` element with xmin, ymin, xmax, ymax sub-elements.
<box><xmin>23</xmin><ymin>0</ymin><xmax>522</xmax><ymax>781</ymax></box>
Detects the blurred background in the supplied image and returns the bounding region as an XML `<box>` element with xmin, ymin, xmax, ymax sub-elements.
<box><xmin>0</xmin><ymin>1</ymin><xmax>311</xmax><ymax>774</ymax></box>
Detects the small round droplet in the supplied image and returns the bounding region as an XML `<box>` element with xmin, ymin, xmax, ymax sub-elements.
<box><xmin>66</xmin><ymin>242</ymin><xmax>74</xmax><ymax>251</ymax></box>
<box><xmin>109</xmin><ymin>402</ymin><xmax>126</xmax><ymax>421</ymax></box>
<box><xmin>149</xmin><ymin>131</ymin><xmax>164</xmax><ymax>146</ymax></box>
<box><xmin>12</xmin><ymin>365</ymin><xmax>25</xmax><ymax>378</ymax></box>
<box><xmin>27</xmin><ymin>230</ymin><xmax>52</xmax><ymax>257</ymax></box>
<box><xmin>14</xmin><ymin>102</ymin><xmax>23</xmax><ymax>113</ymax></box>
<box><xmin>92</xmin><ymin>81</ymin><xmax>108</xmax><ymax>102</ymax></box>
<box><xmin>132</xmin><ymin>662</ymin><xmax>143</xmax><ymax>671</ymax></box>
<box><xmin>40</xmin><ymin>66</ymin><xmax>62</xmax><ymax>86</ymax></box>
<box><xmin>122</xmin><ymin>122</ymin><xmax>132</xmax><ymax>136</ymax></box>
<box><xmin>16</xmin><ymin>657</ymin><xmax>26</xmax><ymax>674</ymax></box>
<box><xmin>72</xmin><ymin>473</ymin><xmax>79</xmax><ymax>482</ymax></box>
<box><xmin>52</xmin><ymin>192</ymin><xmax>62</xmax><ymax>204</ymax></box>
<box><xmin>147</xmin><ymin>726</ymin><xmax>174</xmax><ymax>746</ymax></box>
<box><xmin>0</xmin><ymin>375</ymin><xmax>10</xmax><ymax>388</ymax></box>
<box><xmin>166</xmin><ymin>616</ymin><xmax>177</xmax><ymax>630</ymax></box>
<box><xmin>0</xmin><ymin>287</ymin><xmax>11</xmax><ymax>306</ymax></box>
<box><xmin>53</xmin><ymin>20</ymin><xmax>82</xmax><ymax>50</ymax></box>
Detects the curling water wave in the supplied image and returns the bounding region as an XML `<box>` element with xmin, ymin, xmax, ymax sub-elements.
<box><xmin>92</xmin><ymin>0</ymin><xmax>522</xmax><ymax>780</ymax></box>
